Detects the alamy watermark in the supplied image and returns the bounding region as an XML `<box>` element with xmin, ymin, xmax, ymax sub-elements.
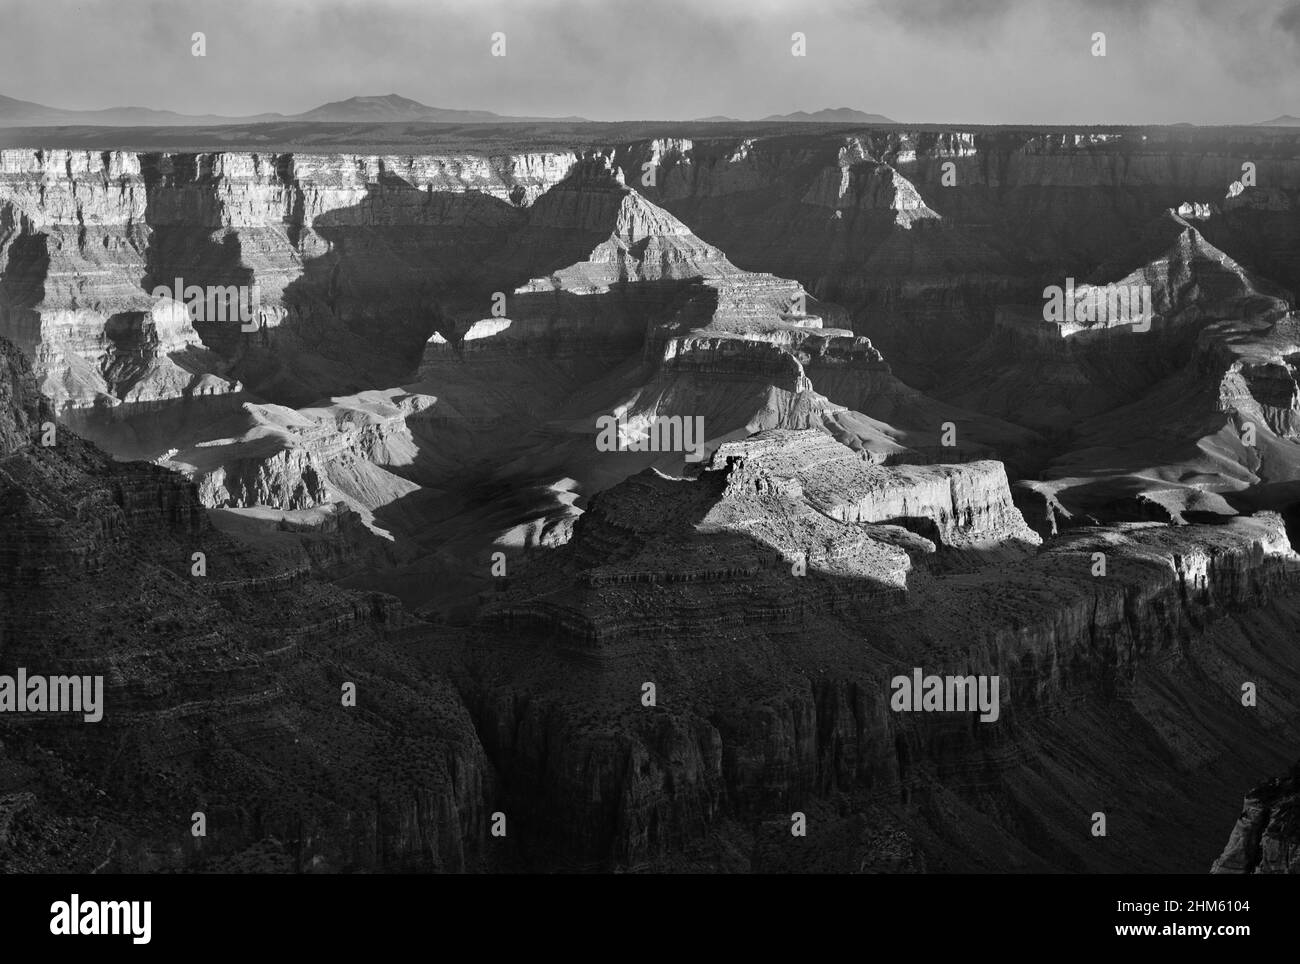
<box><xmin>596</xmin><ymin>414</ymin><xmax>706</xmax><ymax>462</ymax></box>
<box><xmin>1042</xmin><ymin>278</ymin><xmax>1153</xmax><ymax>332</ymax></box>
<box><xmin>50</xmin><ymin>895</ymin><xmax>150</xmax><ymax>944</ymax></box>
<box><xmin>152</xmin><ymin>278</ymin><xmax>262</xmax><ymax>331</ymax></box>
<box><xmin>0</xmin><ymin>669</ymin><xmax>104</xmax><ymax>722</ymax></box>
<box><xmin>890</xmin><ymin>668</ymin><xmax>1000</xmax><ymax>723</ymax></box>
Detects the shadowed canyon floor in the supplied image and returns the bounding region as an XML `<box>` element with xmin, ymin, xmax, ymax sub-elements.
<box><xmin>3</xmin><ymin>123</ymin><xmax>1300</xmax><ymax>872</ymax></box>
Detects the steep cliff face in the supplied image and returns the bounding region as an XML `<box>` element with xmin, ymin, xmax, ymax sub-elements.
<box><xmin>0</xmin><ymin>336</ymin><xmax>46</xmax><ymax>456</ymax></box>
<box><xmin>0</xmin><ymin>151</ymin><xmax>240</xmax><ymax>414</ymax></box>
<box><xmin>195</xmin><ymin>442</ymin><xmax>332</xmax><ymax>510</ymax></box>
<box><xmin>1212</xmin><ymin>764</ymin><xmax>1300</xmax><ymax>873</ymax></box>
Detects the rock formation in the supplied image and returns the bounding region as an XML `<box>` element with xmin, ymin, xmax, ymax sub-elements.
<box><xmin>4</xmin><ymin>123</ymin><xmax>1300</xmax><ymax>873</ymax></box>
<box><xmin>1212</xmin><ymin>763</ymin><xmax>1300</xmax><ymax>873</ymax></box>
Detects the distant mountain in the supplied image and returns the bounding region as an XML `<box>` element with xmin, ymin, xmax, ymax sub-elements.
<box><xmin>0</xmin><ymin>92</ymin><xmax>585</xmax><ymax>127</ymax></box>
<box><xmin>0</xmin><ymin>92</ymin><xmax>909</xmax><ymax>128</ymax></box>
<box><xmin>761</xmin><ymin>107</ymin><xmax>895</xmax><ymax>124</ymax></box>
<box><xmin>291</xmin><ymin>94</ymin><xmax>585</xmax><ymax>124</ymax></box>
<box><xmin>1256</xmin><ymin>115</ymin><xmax>1300</xmax><ymax>127</ymax></box>
<box><xmin>0</xmin><ymin>93</ymin><xmax>66</xmax><ymax>123</ymax></box>
<box><xmin>0</xmin><ymin>93</ymin><xmax>279</xmax><ymax>126</ymax></box>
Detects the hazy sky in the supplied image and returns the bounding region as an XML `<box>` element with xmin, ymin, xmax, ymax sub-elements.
<box><xmin>1</xmin><ymin>0</ymin><xmax>1298</xmax><ymax>124</ymax></box>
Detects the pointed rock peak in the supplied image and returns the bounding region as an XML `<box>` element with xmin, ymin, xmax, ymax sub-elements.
<box><xmin>613</xmin><ymin>191</ymin><xmax>694</xmax><ymax>241</ymax></box>
<box><xmin>1162</xmin><ymin>215</ymin><xmax>1253</xmax><ymax>280</ymax></box>
<box><xmin>1090</xmin><ymin>211</ymin><xmax>1290</xmax><ymax>317</ymax></box>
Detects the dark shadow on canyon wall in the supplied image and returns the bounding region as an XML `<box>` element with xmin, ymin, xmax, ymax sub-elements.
<box><xmin>0</xmin><ymin>213</ymin><xmax>50</xmax><ymax>358</ymax></box>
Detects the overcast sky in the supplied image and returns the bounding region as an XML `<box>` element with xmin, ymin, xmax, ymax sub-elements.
<box><xmin>1</xmin><ymin>0</ymin><xmax>1298</xmax><ymax>124</ymax></box>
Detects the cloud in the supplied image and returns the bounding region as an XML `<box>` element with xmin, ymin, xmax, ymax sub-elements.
<box><xmin>0</xmin><ymin>0</ymin><xmax>1296</xmax><ymax>124</ymax></box>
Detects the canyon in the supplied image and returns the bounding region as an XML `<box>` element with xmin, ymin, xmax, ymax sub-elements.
<box><xmin>3</xmin><ymin>123</ymin><xmax>1300</xmax><ymax>872</ymax></box>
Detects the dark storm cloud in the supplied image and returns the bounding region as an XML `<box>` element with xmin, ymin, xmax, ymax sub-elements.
<box><xmin>0</xmin><ymin>0</ymin><xmax>1295</xmax><ymax>124</ymax></box>
<box><xmin>1278</xmin><ymin>1</ymin><xmax>1300</xmax><ymax>41</ymax></box>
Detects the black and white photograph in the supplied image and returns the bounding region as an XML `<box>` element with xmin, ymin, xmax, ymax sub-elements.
<box><xmin>0</xmin><ymin>0</ymin><xmax>1296</xmax><ymax>946</ymax></box>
